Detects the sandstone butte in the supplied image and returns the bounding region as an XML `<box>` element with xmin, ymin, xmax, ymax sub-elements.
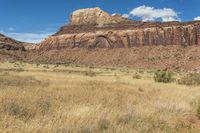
<box><xmin>37</xmin><ymin>7</ymin><xmax>200</xmax><ymax>50</ymax></box>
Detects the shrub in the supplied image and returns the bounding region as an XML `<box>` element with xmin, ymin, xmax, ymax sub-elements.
<box><xmin>178</xmin><ymin>73</ymin><xmax>200</xmax><ymax>86</ymax></box>
<box><xmin>154</xmin><ymin>71</ymin><xmax>174</xmax><ymax>83</ymax></box>
<box><xmin>36</xmin><ymin>63</ymin><xmax>40</xmax><ymax>67</ymax></box>
<box><xmin>132</xmin><ymin>73</ymin><xmax>141</xmax><ymax>79</ymax></box>
<box><xmin>37</xmin><ymin>100</ymin><xmax>51</xmax><ymax>115</ymax></box>
<box><xmin>137</xmin><ymin>69</ymin><xmax>144</xmax><ymax>74</ymax></box>
<box><xmin>98</xmin><ymin>119</ymin><xmax>109</xmax><ymax>131</ymax></box>
<box><xmin>114</xmin><ymin>73</ymin><xmax>120</xmax><ymax>79</ymax></box>
<box><xmin>4</xmin><ymin>102</ymin><xmax>34</xmax><ymax>122</ymax></box>
<box><xmin>43</xmin><ymin>65</ymin><xmax>49</xmax><ymax>69</ymax></box>
<box><xmin>84</xmin><ymin>69</ymin><xmax>96</xmax><ymax>77</ymax></box>
<box><xmin>197</xmin><ymin>102</ymin><xmax>200</xmax><ymax>119</ymax></box>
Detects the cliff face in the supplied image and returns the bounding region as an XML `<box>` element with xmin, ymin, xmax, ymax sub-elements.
<box><xmin>0</xmin><ymin>33</ymin><xmax>35</xmax><ymax>51</ymax></box>
<box><xmin>0</xmin><ymin>33</ymin><xmax>26</xmax><ymax>51</ymax></box>
<box><xmin>38</xmin><ymin>8</ymin><xmax>200</xmax><ymax>50</ymax></box>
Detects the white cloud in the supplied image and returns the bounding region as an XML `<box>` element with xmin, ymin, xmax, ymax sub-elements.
<box><xmin>5</xmin><ymin>32</ymin><xmax>53</xmax><ymax>43</ymax></box>
<box><xmin>8</xmin><ymin>27</ymin><xmax>15</xmax><ymax>31</ymax></box>
<box><xmin>129</xmin><ymin>5</ymin><xmax>180</xmax><ymax>22</ymax></box>
<box><xmin>112</xmin><ymin>13</ymin><xmax>129</xmax><ymax>18</ymax></box>
<box><xmin>194</xmin><ymin>16</ymin><xmax>200</xmax><ymax>21</ymax></box>
<box><xmin>122</xmin><ymin>14</ymin><xmax>129</xmax><ymax>18</ymax></box>
<box><xmin>111</xmin><ymin>13</ymin><xmax>117</xmax><ymax>16</ymax></box>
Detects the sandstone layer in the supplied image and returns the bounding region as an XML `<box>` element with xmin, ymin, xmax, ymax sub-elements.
<box><xmin>70</xmin><ymin>7</ymin><xmax>127</xmax><ymax>26</ymax></box>
<box><xmin>38</xmin><ymin>7</ymin><xmax>200</xmax><ymax>50</ymax></box>
<box><xmin>0</xmin><ymin>33</ymin><xmax>35</xmax><ymax>51</ymax></box>
<box><xmin>0</xmin><ymin>33</ymin><xmax>26</xmax><ymax>51</ymax></box>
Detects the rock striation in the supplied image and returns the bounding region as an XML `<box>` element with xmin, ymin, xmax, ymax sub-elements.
<box><xmin>0</xmin><ymin>33</ymin><xmax>35</xmax><ymax>51</ymax></box>
<box><xmin>38</xmin><ymin>7</ymin><xmax>200</xmax><ymax>50</ymax></box>
<box><xmin>0</xmin><ymin>33</ymin><xmax>26</xmax><ymax>51</ymax></box>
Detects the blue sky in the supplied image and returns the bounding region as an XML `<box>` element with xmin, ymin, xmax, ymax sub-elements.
<box><xmin>0</xmin><ymin>0</ymin><xmax>200</xmax><ymax>43</ymax></box>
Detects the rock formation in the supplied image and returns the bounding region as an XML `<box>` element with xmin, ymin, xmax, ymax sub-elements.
<box><xmin>2</xmin><ymin>8</ymin><xmax>200</xmax><ymax>71</ymax></box>
<box><xmin>70</xmin><ymin>7</ymin><xmax>127</xmax><ymax>26</ymax></box>
<box><xmin>0</xmin><ymin>33</ymin><xmax>35</xmax><ymax>51</ymax></box>
<box><xmin>0</xmin><ymin>33</ymin><xmax>26</xmax><ymax>51</ymax></box>
<box><xmin>38</xmin><ymin>7</ymin><xmax>200</xmax><ymax>50</ymax></box>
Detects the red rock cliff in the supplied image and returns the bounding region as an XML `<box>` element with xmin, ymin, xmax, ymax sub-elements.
<box><xmin>38</xmin><ymin>7</ymin><xmax>200</xmax><ymax>50</ymax></box>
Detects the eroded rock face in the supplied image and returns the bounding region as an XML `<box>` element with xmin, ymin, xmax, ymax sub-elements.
<box><xmin>38</xmin><ymin>8</ymin><xmax>200</xmax><ymax>50</ymax></box>
<box><xmin>0</xmin><ymin>33</ymin><xmax>35</xmax><ymax>51</ymax></box>
<box><xmin>70</xmin><ymin>7</ymin><xmax>127</xmax><ymax>26</ymax></box>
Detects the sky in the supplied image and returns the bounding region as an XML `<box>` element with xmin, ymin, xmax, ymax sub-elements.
<box><xmin>0</xmin><ymin>0</ymin><xmax>200</xmax><ymax>43</ymax></box>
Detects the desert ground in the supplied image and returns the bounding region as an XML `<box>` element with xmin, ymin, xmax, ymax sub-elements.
<box><xmin>0</xmin><ymin>62</ymin><xmax>200</xmax><ymax>133</ymax></box>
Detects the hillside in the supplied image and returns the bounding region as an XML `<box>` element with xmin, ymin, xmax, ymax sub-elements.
<box><xmin>1</xmin><ymin>8</ymin><xmax>200</xmax><ymax>71</ymax></box>
<box><xmin>0</xmin><ymin>33</ymin><xmax>26</xmax><ymax>51</ymax></box>
<box><xmin>0</xmin><ymin>33</ymin><xmax>35</xmax><ymax>61</ymax></box>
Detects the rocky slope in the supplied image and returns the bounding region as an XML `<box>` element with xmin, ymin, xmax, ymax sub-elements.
<box><xmin>0</xmin><ymin>33</ymin><xmax>36</xmax><ymax>61</ymax></box>
<box><xmin>27</xmin><ymin>45</ymin><xmax>200</xmax><ymax>71</ymax></box>
<box><xmin>0</xmin><ymin>33</ymin><xmax>26</xmax><ymax>51</ymax></box>
<box><xmin>38</xmin><ymin>7</ymin><xmax>200</xmax><ymax>50</ymax></box>
<box><xmin>0</xmin><ymin>33</ymin><xmax>35</xmax><ymax>51</ymax></box>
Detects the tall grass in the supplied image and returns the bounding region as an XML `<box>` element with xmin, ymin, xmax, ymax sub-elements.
<box><xmin>178</xmin><ymin>73</ymin><xmax>200</xmax><ymax>86</ymax></box>
<box><xmin>0</xmin><ymin>62</ymin><xmax>199</xmax><ymax>132</ymax></box>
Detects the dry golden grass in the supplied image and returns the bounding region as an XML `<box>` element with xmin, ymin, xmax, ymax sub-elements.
<box><xmin>0</xmin><ymin>62</ymin><xmax>200</xmax><ymax>133</ymax></box>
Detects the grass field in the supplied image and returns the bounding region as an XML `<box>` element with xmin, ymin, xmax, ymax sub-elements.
<box><xmin>0</xmin><ymin>62</ymin><xmax>200</xmax><ymax>133</ymax></box>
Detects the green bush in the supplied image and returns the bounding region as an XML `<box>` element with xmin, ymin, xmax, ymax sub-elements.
<box><xmin>154</xmin><ymin>71</ymin><xmax>174</xmax><ymax>83</ymax></box>
<box><xmin>178</xmin><ymin>73</ymin><xmax>200</xmax><ymax>86</ymax></box>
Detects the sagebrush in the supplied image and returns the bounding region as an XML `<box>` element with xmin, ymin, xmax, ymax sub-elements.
<box><xmin>154</xmin><ymin>71</ymin><xmax>174</xmax><ymax>83</ymax></box>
